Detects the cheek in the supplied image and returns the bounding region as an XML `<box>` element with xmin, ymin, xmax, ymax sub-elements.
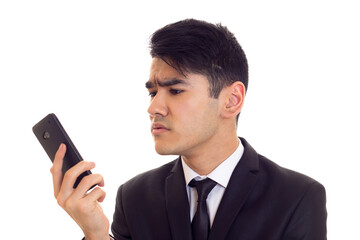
<box><xmin>172</xmin><ymin>101</ymin><xmax>202</xmax><ymax>124</ymax></box>
<box><xmin>173</xmin><ymin>100</ymin><xmax>219</xmax><ymax>133</ymax></box>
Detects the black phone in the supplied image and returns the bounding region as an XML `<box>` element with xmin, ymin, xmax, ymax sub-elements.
<box><xmin>32</xmin><ymin>113</ymin><xmax>91</xmax><ymax>188</ymax></box>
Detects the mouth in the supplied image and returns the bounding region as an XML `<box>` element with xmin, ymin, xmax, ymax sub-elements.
<box><xmin>151</xmin><ymin>123</ymin><xmax>170</xmax><ymax>135</ymax></box>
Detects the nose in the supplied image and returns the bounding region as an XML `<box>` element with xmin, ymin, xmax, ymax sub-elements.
<box><xmin>147</xmin><ymin>91</ymin><xmax>168</xmax><ymax>118</ymax></box>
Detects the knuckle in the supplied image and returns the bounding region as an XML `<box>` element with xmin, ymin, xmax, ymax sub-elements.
<box><xmin>81</xmin><ymin>175</ymin><xmax>91</xmax><ymax>185</ymax></box>
<box><xmin>56</xmin><ymin>196</ymin><xmax>65</xmax><ymax>207</ymax></box>
<box><xmin>99</xmin><ymin>187</ymin><xmax>106</xmax><ymax>196</ymax></box>
<box><xmin>79</xmin><ymin>161</ymin><xmax>90</xmax><ymax>168</ymax></box>
<box><xmin>64</xmin><ymin>169</ymin><xmax>77</xmax><ymax>179</ymax></box>
<box><xmin>94</xmin><ymin>174</ymin><xmax>103</xmax><ymax>182</ymax></box>
<box><xmin>50</xmin><ymin>166</ymin><xmax>60</xmax><ymax>176</ymax></box>
<box><xmin>94</xmin><ymin>186</ymin><xmax>104</xmax><ymax>194</ymax></box>
<box><xmin>64</xmin><ymin>161</ymin><xmax>91</xmax><ymax>179</ymax></box>
<box><xmin>64</xmin><ymin>198</ymin><xmax>74</xmax><ymax>210</ymax></box>
<box><xmin>64</xmin><ymin>169</ymin><xmax>72</xmax><ymax>178</ymax></box>
<box><xmin>80</xmin><ymin>174</ymin><xmax>102</xmax><ymax>187</ymax></box>
<box><xmin>101</xmin><ymin>188</ymin><xmax>106</xmax><ymax>197</ymax></box>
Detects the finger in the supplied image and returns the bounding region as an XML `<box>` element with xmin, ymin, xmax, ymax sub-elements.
<box><xmin>73</xmin><ymin>174</ymin><xmax>105</xmax><ymax>199</ymax></box>
<box><xmin>86</xmin><ymin>187</ymin><xmax>107</xmax><ymax>203</ymax></box>
<box><xmin>60</xmin><ymin>161</ymin><xmax>96</xmax><ymax>195</ymax></box>
<box><xmin>51</xmin><ymin>143</ymin><xmax>66</xmax><ymax>197</ymax></box>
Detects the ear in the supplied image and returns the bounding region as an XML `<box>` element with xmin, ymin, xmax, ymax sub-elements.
<box><xmin>220</xmin><ymin>81</ymin><xmax>246</xmax><ymax>119</ymax></box>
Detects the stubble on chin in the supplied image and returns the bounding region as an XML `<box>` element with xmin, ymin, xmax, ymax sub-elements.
<box><xmin>153</xmin><ymin>137</ymin><xmax>179</xmax><ymax>156</ymax></box>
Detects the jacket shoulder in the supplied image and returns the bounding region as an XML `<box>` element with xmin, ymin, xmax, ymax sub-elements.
<box><xmin>258</xmin><ymin>154</ymin><xmax>323</xmax><ymax>188</ymax></box>
<box><xmin>119</xmin><ymin>158</ymin><xmax>178</xmax><ymax>196</ymax></box>
<box><xmin>255</xmin><ymin>154</ymin><xmax>326</xmax><ymax>219</ymax></box>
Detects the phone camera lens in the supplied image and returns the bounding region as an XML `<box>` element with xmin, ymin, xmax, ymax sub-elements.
<box><xmin>43</xmin><ymin>131</ymin><xmax>50</xmax><ymax>140</ymax></box>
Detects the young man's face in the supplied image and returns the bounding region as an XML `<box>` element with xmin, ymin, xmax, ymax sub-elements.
<box><xmin>146</xmin><ymin>57</ymin><xmax>221</xmax><ymax>157</ymax></box>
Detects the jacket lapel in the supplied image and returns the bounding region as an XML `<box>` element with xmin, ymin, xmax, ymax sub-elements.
<box><xmin>165</xmin><ymin>158</ymin><xmax>192</xmax><ymax>240</ymax></box>
<box><xmin>209</xmin><ymin>138</ymin><xmax>260</xmax><ymax>240</ymax></box>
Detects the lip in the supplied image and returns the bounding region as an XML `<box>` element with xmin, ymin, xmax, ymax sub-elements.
<box><xmin>151</xmin><ymin>123</ymin><xmax>170</xmax><ymax>135</ymax></box>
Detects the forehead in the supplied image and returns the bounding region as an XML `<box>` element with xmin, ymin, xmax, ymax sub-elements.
<box><xmin>149</xmin><ymin>57</ymin><xmax>184</xmax><ymax>81</ymax></box>
<box><xmin>147</xmin><ymin>58</ymin><xmax>210</xmax><ymax>91</ymax></box>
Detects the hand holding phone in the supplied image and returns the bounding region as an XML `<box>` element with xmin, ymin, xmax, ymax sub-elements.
<box><xmin>33</xmin><ymin>113</ymin><xmax>91</xmax><ymax>188</ymax></box>
<box><xmin>33</xmin><ymin>113</ymin><xmax>110</xmax><ymax>238</ymax></box>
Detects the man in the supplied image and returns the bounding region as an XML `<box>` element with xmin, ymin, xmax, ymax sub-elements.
<box><xmin>51</xmin><ymin>19</ymin><xmax>327</xmax><ymax>240</ymax></box>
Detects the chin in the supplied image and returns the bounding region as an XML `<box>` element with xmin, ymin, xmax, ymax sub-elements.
<box><xmin>154</xmin><ymin>142</ymin><xmax>179</xmax><ymax>156</ymax></box>
<box><xmin>155</xmin><ymin>146</ymin><xmax>174</xmax><ymax>156</ymax></box>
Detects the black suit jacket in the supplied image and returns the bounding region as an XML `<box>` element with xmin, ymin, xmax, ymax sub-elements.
<box><xmin>111</xmin><ymin>138</ymin><xmax>327</xmax><ymax>239</ymax></box>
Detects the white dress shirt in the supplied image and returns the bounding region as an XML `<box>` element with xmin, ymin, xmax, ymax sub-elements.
<box><xmin>181</xmin><ymin>140</ymin><xmax>244</xmax><ymax>227</ymax></box>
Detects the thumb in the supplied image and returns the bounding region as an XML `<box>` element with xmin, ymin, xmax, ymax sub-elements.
<box><xmin>51</xmin><ymin>143</ymin><xmax>66</xmax><ymax>197</ymax></box>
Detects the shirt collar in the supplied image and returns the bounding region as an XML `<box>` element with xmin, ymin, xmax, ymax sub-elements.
<box><xmin>181</xmin><ymin>139</ymin><xmax>244</xmax><ymax>188</ymax></box>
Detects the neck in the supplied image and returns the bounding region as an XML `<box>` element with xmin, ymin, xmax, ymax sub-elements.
<box><xmin>181</xmin><ymin>132</ymin><xmax>239</xmax><ymax>175</ymax></box>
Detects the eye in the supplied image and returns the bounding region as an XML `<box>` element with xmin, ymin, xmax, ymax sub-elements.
<box><xmin>170</xmin><ymin>89</ymin><xmax>183</xmax><ymax>95</ymax></box>
<box><xmin>148</xmin><ymin>91</ymin><xmax>157</xmax><ymax>98</ymax></box>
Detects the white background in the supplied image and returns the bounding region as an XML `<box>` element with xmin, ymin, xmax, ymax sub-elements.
<box><xmin>1</xmin><ymin>0</ymin><xmax>359</xmax><ymax>239</ymax></box>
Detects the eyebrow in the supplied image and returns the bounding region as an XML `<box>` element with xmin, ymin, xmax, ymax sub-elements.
<box><xmin>145</xmin><ymin>78</ymin><xmax>188</xmax><ymax>89</ymax></box>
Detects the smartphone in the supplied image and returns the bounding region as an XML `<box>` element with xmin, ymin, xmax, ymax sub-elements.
<box><xmin>32</xmin><ymin>113</ymin><xmax>91</xmax><ymax>188</ymax></box>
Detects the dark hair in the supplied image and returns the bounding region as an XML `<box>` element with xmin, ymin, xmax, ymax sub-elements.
<box><xmin>150</xmin><ymin>18</ymin><xmax>248</xmax><ymax>98</ymax></box>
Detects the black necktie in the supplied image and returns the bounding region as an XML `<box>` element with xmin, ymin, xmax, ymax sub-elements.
<box><xmin>189</xmin><ymin>178</ymin><xmax>217</xmax><ymax>240</ymax></box>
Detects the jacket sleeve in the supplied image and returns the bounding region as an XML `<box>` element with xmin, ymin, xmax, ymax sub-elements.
<box><xmin>111</xmin><ymin>185</ymin><xmax>132</xmax><ymax>240</ymax></box>
<box><xmin>282</xmin><ymin>181</ymin><xmax>327</xmax><ymax>240</ymax></box>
